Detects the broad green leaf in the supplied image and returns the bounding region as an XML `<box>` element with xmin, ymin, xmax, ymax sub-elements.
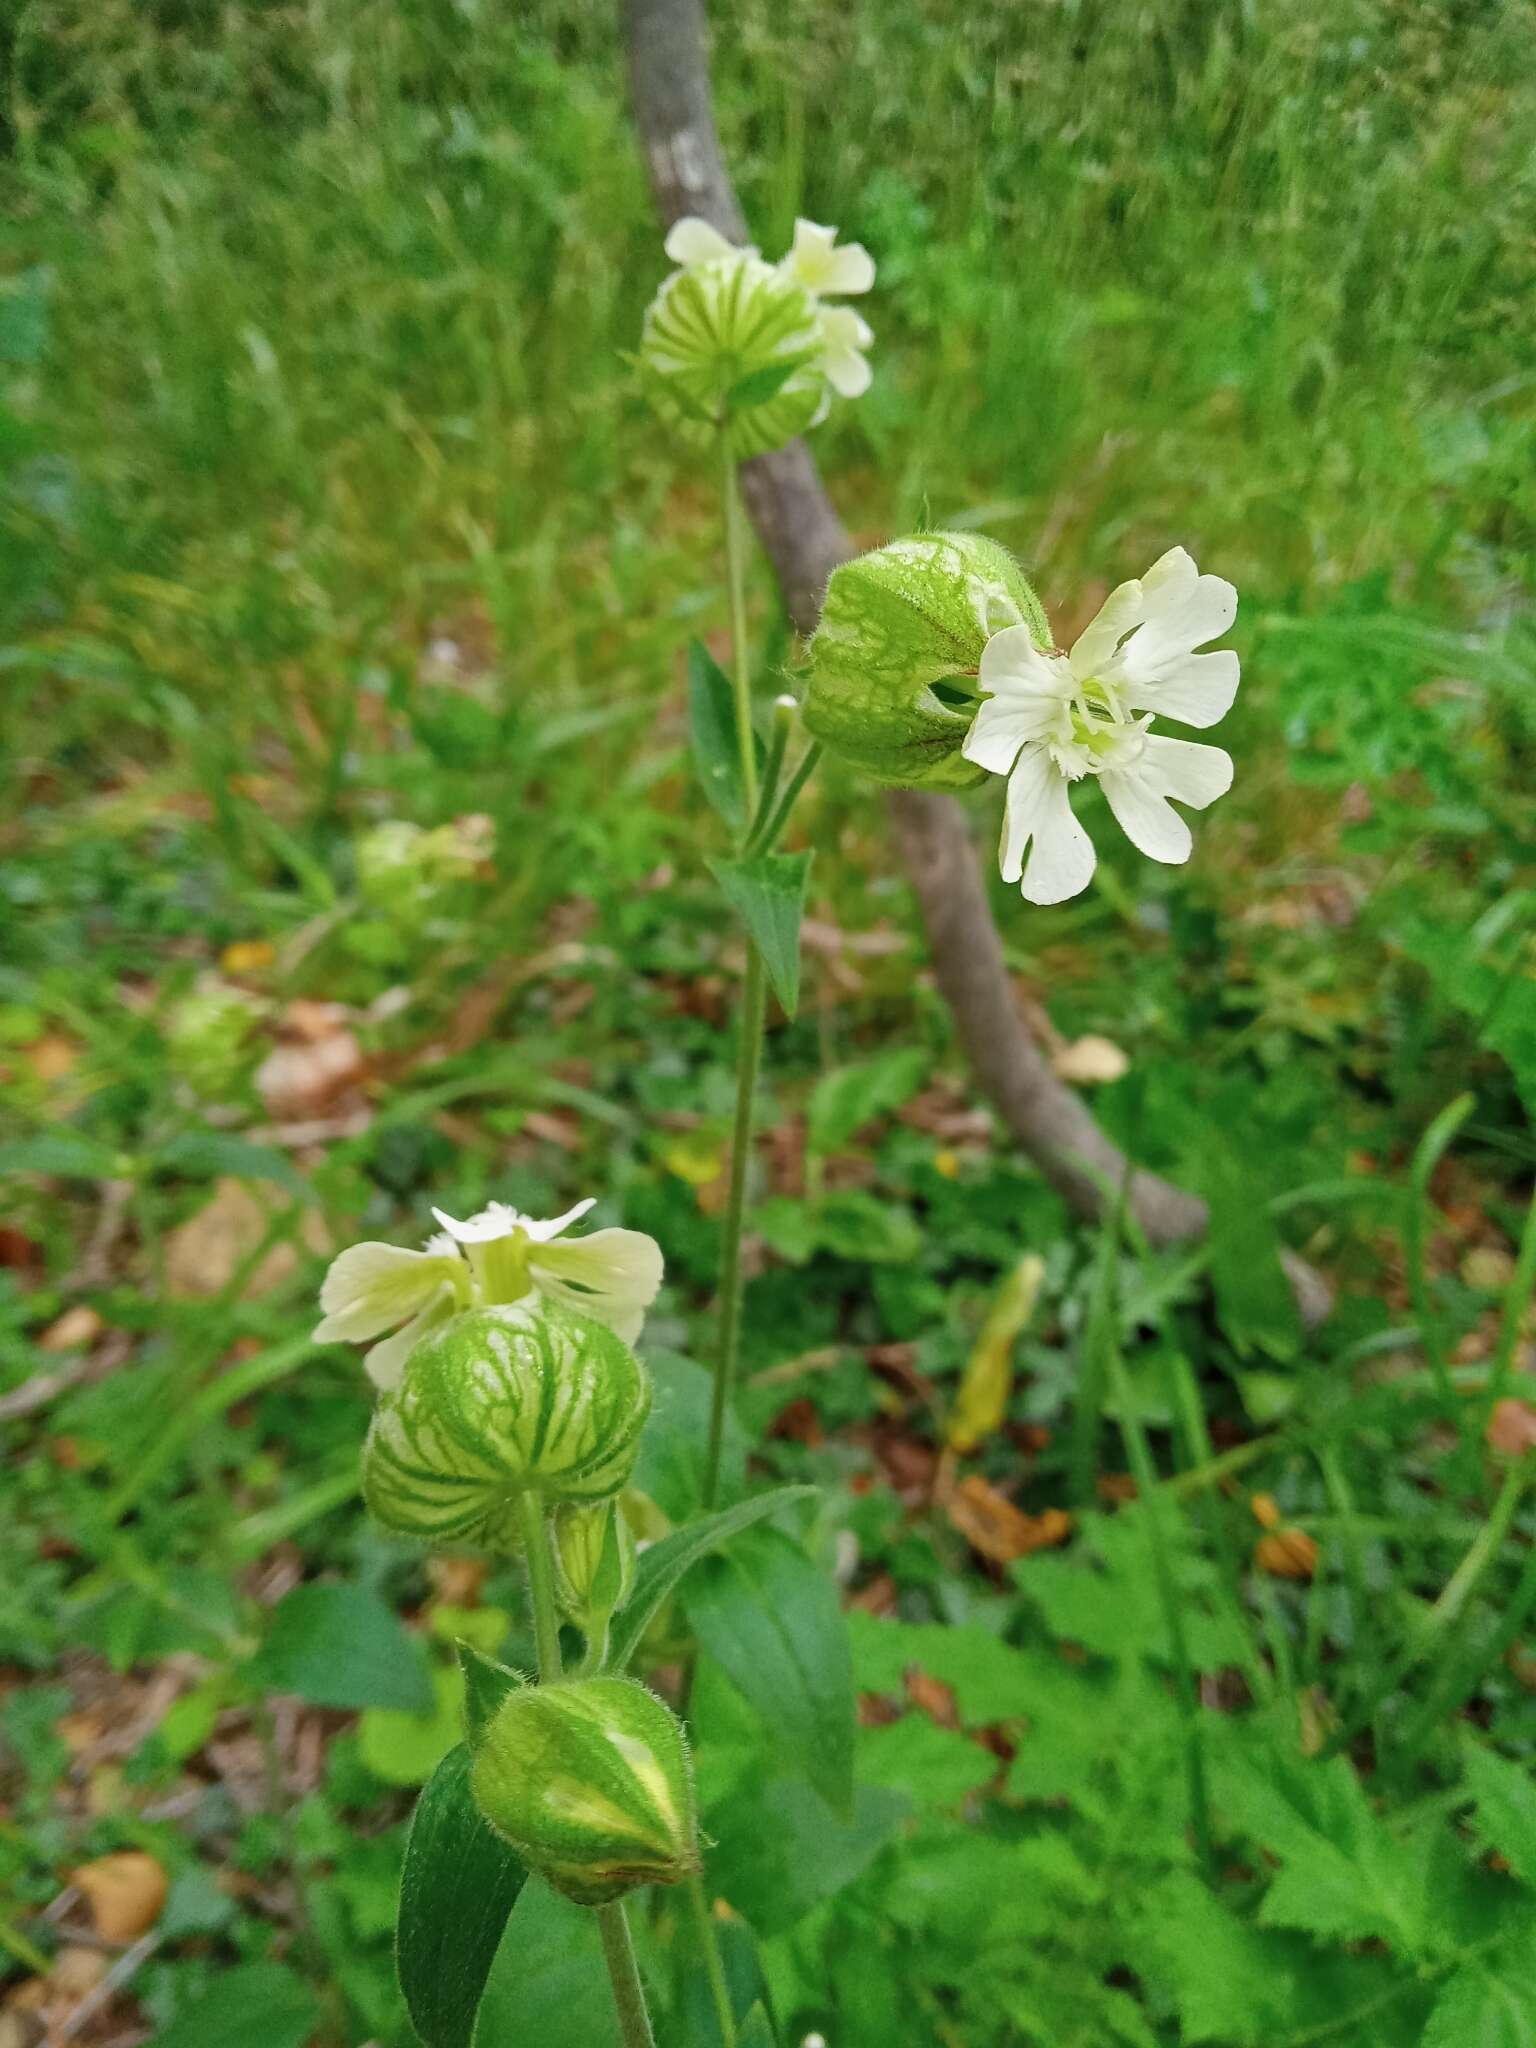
<box><xmin>607</xmin><ymin>1485</ymin><xmax>815</xmax><ymax>1675</ymax></box>
<box><xmin>683</xmin><ymin>1526</ymin><xmax>854</xmax><ymax>1815</ymax></box>
<box><xmin>152</xmin><ymin>1130</ymin><xmax>312</xmax><ymax>1200</ymax></box>
<box><xmin>688</xmin><ymin>638</ymin><xmax>748</xmax><ymax>830</ymax></box>
<box><xmin>253</xmin><ymin>1583</ymin><xmax>433</xmax><ymax>1712</ymax></box>
<box><xmin>709</xmin><ymin>851</ymin><xmax>812</xmax><ymax>1018</ymax></box>
<box><xmin>704</xmin><ymin>1769</ymin><xmax>907</xmax><ymax>1935</ymax></box>
<box><xmin>847</xmin><ymin>1611</ymin><xmax>1035</xmax><ymax>1726</ymax></box>
<box><xmin>148</xmin><ymin>1962</ymin><xmax>318</xmax><ymax>2048</ymax></box>
<box><xmin>458</xmin><ymin>1642</ymin><xmax>523</xmax><ymax>1746</ymax></box>
<box><xmin>1191</xmin><ymin>1139</ymin><xmax>1302</xmax><ymax>1361</ymax></box>
<box><xmin>857</xmin><ymin>1715</ymin><xmax>998</xmax><ymax>1807</ymax></box>
<box><xmin>473</xmin><ymin>1879</ymin><xmax>619</xmax><ymax>2048</ymax></box>
<box><xmin>399</xmin><ymin>1742</ymin><xmax>527</xmax><ymax>2048</ymax></box>
<box><xmin>1424</xmin><ymin>1958</ymin><xmax>1536</xmax><ymax>2047</ymax></box>
<box><xmin>807</xmin><ymin>1046</ymin><xmax>928</xmax><ymax>1155</ymax></box>
<box><xmin>359</xmin><ymin>1665</ymin><xmax>464</xmax><ymax>1786</ymax></box>
<box><xmin>1465</xmin><ymin>1742</ymin><xmax>1536</xmax><ymax>1885</ymax></box>
<box><xmin>0</xmin><ymin>1131</ymin><xmax>120</xmax><ymax>1178</ymax></box>
<box><xmin>629</xmin><ymin>1348</ymin><xmax>748</xmax><ymax>1521</ymax></box>
<box><xmin>751</xmin><ymin>1189</ymin><xmax>922</xmax><ymax>1266</ymax></box>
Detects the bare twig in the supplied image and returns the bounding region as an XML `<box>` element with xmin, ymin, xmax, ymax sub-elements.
<box><xmin>619</xmin><ymin>0</ymin><xmax>1328</xmax><ymax>1312</ymax></box>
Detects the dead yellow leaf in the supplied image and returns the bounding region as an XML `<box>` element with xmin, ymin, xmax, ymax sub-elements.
<box><xmin>221</xmin><ymin>938</ymin><xmax>276</xmax><ymax>976</ymax></box>
<box><xmin>24</xmin><ymin>1034</ymin><xmax>79</xmax><ymax>1083</ymax></box>
<box><xmin>947</xmin><ymin>1254</ymin><xmax>1045</xmax><ymax>1453</ymax></box>
<box><xmin>1487</xmin><ymin>1399</ymin><xmax>1536</xmax><ymax>1458</ymax></box>
<box><xmin>1255</xmin><ymin>1529</ymin><xmax>1319</xmax><ymax>1580</ymax></box>
<box><xmin>70</xmin><ymin>1850</ymin><xmax>168</xmax><ymax>1942</ymax></box>
<box><xmin>946</xmin><ymin>1474</ymin><xmax>1071</xmax><ymax>1565</ymax></box>
<box><xmin>38</xmin><ymin>1305</ymin><xmax>104</xmax><ymax>1353</ymax></box>
<box><xmin>1249</xmin><ymin>1492</ymin><xmax>1282</xmax><ymax>1530</ymax></box>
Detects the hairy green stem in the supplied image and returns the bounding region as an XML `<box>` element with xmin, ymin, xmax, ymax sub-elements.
<box><xmin>704</xmin><ymin>942</ymin><xmax>766</xmax><ymax>1508</ymax></box>
<box><xmin>517</xmin><ymin>1489</ymin><xmax>564</xmax><ymax>1681</ymax></box>
<box><xmin>519</xmin><ymin>1495</ymin><xmax>657</xmax><ymax>2048</ymax></box>
<box><xmin>596</xmin><ymin>1900</ymin><xmax>658</xmax><ymax>2048</ymax></box>
<box><xmin>687</xmin><ymin>1873</ymin><xmax>737</xmax><ymax>2046</ymax></box>
<box><xmin>719</xmin><ymin>433</ymin><xmax>757</xmax><ymax>818</ymax></box>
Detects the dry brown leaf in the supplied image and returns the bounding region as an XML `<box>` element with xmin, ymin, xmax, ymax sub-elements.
<box><xmin>69</xmin><ymin>1851</ymin><xmax>168</xmax><ymax>1943</ymax></box>
<box><xmin>947</xmin><ymin>1475</ymin><xmax>1072</xmax><ymax>1566</ymax></box>
<box><xmin>38</xmin><ymin>1306</ymin><xmax>104</xmax><ymax>1353</ymax></box>
<box><xmin>164</xmin><ymin>1177</ymin><xmax>326</xmax><ymax>1298</ymax></box>
<box><xmin>1255</xmin><ymin>1529</ymin><xmax>1319</xmax><ymax>1580</ymax></box>
<box><xmin>1487</xmin><ymin>1399</ymin><xmax>1536</xmax><ymax>1458</ymax></box>
<box><xmin>24</xmin><ymin>1034</ymin><xmax>80</xmax><ymax>1083</ymax></box>
<box><xmin>256</xmin><ymin>1024</ymin><xmax>365</xmax><ymax>1119</ymax></box>
<box><xmin>905</xmin><ymin>1669</ymin><xmax>960</xmax><ymax>1728</ymax></box>
<box><xmin>1050</xmin><ymin>1034</ymin><xmax>1130</xmax><ymax>1085</ymax></box>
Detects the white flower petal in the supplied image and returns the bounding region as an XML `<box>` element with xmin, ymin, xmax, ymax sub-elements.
<box><xmin>362</xmin><ymin>1287</ymin><xmax>457</xmax><ymax>1392</ymax></box>
<box><xmin>999</xmin><ymin>746</ymin><xmax>1097</xmax><ymax>903</ymax></box>
<box><xmin>1068</xmin><ymin>577</ymin><xmax>1145</xmax><ymax>677</ymax></box>
<box><xmin>519</xmin><ymin>1197</ymin><xmax>599</xmax><ymax>1244</ymax></box>
<box><xmin>532</xmin><ymin>1229</ymin><xmax>665</xmax><ymax>1346</ymax></box>
<box><xmin>1100</xmin><ymin>765</ymin><xmax>1193</xmax><ymax>864</ymax></box>
<box><xmin>965</xmin><ymin>631</ymin><xmax>1070</xmax><ymax>774</ymax></box>
<box><xmin>783</xmin><ymin>218</ymin><xmax>875</xmax><ymax>297</ymax></box>
<box><xmin>664</xmin><ymin>216</ymin><xmax>743</xmax><ymax>268</ymax></box>
<box><xmin>824</xmin><ymin>344</ymin><xmax>872</xmax><ymax>398</ymax></box>
<box><xmin>1126</xmin><ymin>573</ymin><xmax>1237</xmax><ymax>668</ymax></box>
<box><xmin>1123</xmin><ymin>648</ymin><xmax>1240</xmax><ymax>728</ymax></box>
<box><xmin>430</xmin><ymin>1201</ymin><xmax>524</xmax><ymax>1245</ymax></box>
<box><xmin>314</xmin><ymin>1242</ymin><xmax>462</xmax><ymax>1343</ymax></box>
<box><xmin>1139</xmin><ymin>735</ymin><xmax>1235</xmax><ymax>808</ymax></box>
<box><xmin>1139</xmin><ymin>546</ymin><xmax>1199</xmax><ymax>605</ymax></box>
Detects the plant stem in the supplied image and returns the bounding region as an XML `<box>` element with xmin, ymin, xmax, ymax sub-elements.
<box><xmin>516</xmin><ymin>1489</ymin><xmax>563</xmax><ymax>1681</ymax></box>
<box><xmin>687</xmin><ymin>1873</ymin><xmax>737</xmax><ymax>2047</ymax></box>
<box><xmin>519</xmin><ymin>1496</ymin><xmax>657</xmax><ymax>2048</ymax></box>
<box><xmin>595</xmin><ymin>1901</ymin><xmax>658</xmax><ymax>2048</ymax></box>
<box><xmin>704</xmin><ymin>941</ymin><xmax>765</xmax><ymax>1509</ymax></box>
<box><xmin>719</xmin><ymin>432</ymin><xmax>756</xmax><ymax>819</ymax></box>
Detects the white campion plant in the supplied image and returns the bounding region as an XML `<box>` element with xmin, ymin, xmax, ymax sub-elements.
<box><xmin>313</xmin><ymin>1198</ymin><xmax>664</xmax><ymax>1389</ymax></box>
<box><xmin>961</xmin><ymin>547</ymin><xmax>1241</xmax><ymax>905</ymax></box>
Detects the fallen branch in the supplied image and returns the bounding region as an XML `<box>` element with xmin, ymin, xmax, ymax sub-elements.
<box><xmin>619</xmin><ymin>0</ymin><xmax>1329</xmax><ymax>1318</ymax></box>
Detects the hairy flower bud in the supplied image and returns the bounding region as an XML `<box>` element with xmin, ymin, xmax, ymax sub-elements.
<box><xmin>639</xmin><ymin>254</ymin><xmax>826</xmax><ymax>459</ymax></box>
<box><xmin>550</xmin><ymin>1499</ymin><xmax>636</xmax><ymax>1627</ymax></box>
<box><xmin>360</xmin><ymin>1302</ymin><xmax>651</xmax><ymax>1549</ymax></box>
<box><xmin>803</xmin><ymin>532</ymin><xmax>1051</xmax><ymax>789</ymax></box>
<box><xmin>470</xmin><ymin>1677</ymin><xmax>698</xmax><ymax>1905</ymax></box>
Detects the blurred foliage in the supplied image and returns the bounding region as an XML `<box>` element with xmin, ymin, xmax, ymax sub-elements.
<box><xmin>1</xmin><ymin>0</ymin><xmax>1534</xmax><ymax>2043</ymax></box>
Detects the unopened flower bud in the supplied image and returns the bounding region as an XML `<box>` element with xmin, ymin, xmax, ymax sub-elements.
<box><xmin>550</xmin><ymin>1499</ymin><xmax>636</xmax><ymax>1627</ymax></box>
<box><xmin>803</xmin><ymin>532</ymin><xmax>1050</xmax><ymax>789</ymax></box>
<box><xmin>361</xmin><ymin>1302</ymin><xmax>651</xmax><ymax>1549</ymax></box>
<box><xmin>470</xmin><ymin>1677</ymin><xmax>699</xmax><ymax>1905</ymax></box>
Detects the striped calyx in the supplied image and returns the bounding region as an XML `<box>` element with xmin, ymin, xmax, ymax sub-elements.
<box><xmin>360</xmin><ymin>1302</ymin><xmax>651</xmax><ymax>1549</ymax></box>
<box><xmin>804</xmin><ymin>532</ymin><xmax>1051</xmax><ymax>790</ymax></box>
<box><xmin>551</xmin><ymin>1499</ymin><xmax>636</xmax><ymax>1628</ymax></box>
<box><xmin>469</xmin><ymin>1677</ymin><xmax>698</xmax><ymax>1906</ymax></box>
<box><xmin>639</xmin><ymin>256</ymin><xmax>824</xmax><ymax>459</ymax></box>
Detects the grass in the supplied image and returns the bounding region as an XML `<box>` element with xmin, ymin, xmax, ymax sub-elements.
<box><xmin>2</xmin><ymin>1</ymin><xmax>1535</xmax><ymax>2044</ymax></box>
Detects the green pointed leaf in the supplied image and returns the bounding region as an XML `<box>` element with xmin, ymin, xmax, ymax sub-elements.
<box><xmin>689</xmin><ymin>639</ymin><xmax>748</xmax><ymax>830</ymax></box>
<box><xmin>152</xmin><ymin>1130</ymin><xmax>313</xmax><ymax>1201</ymax></box>
<box><xmin>1465</xmin><ymin>1741</ymin><xmax>1536</xmax><ymax>1885</ymax></box>
<box><xmin>0</xmin><ymin>1131</ymin><xmax>121</xmax><ymax>1178</ymax></box>
<box><xmin>399</xmin><ymin>1743</ymin><xmax>528</xmax><ymax>2048</ymax></box>
<box><xmin>253</xmin><ymin>1583</ymin><xmax>433</xmax><ymax>1712</ymax></box>
<box><xmin>1424</xmin><ymin>1959</ymin><xmax>1536</xmax><ymax>2047</ymax></box>
<box><xmin>709</xmin><ymin>851</ymin><xmax>812</xmax><ymax>1018</ymax></box>
<box><xmin>683</xmin><ymin>1526</ymin><xmax>854</xmax><ymax>1817</ymax></box>
<box><xmin>458</xmin><ymin>1643</ymin><xmax>523</xmax><ymax>1748</ymax></box>
<box><xmin>726</xmin><ymin>354</ymin><xmax>813</xmax><ymax>412</ymax></box>
<box><xmin>607</xmin><ymin>1485</ymin><xmax>815</xmax><ymax>1675</ymax></box>
<box><xmin>738</xmin><ymin>2004</ymin><xmax>778</xmax><ymax>2048</ymax></box>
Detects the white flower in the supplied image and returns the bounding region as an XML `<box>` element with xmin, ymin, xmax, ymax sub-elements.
<box><xmin>663</xmin><ymin>216</ymin><xmax>757</xmax><ymax>269</ymax></box>
<box><xmin>778</xmin><ymin>218</ymin><xmax>875</xmax><ymax>299</ymax></box>
<box><xmin>314</xmin><ymin>1199</ymin><xmax>664</xmax><ymax>1391</ymax></box>
<box><xmin>816</xmin><ymin>307</ymin><xmax>874</xmax><ymax>399</ymax></box>
<box><xmin>962</xmin><ymin>547</ymin><xmax>1239</xmax><ymax>906</ymax></box>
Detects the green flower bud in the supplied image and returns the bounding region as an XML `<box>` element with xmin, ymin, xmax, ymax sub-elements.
<box><xmin>551</xmin><ymin>1499</ymin><xmax>636</xmax><ymax>1627</ymax></box>
<box><xmin>803</xmin><ymin>532</ymin><xmax>1051</xmax><ymax>789</ymax></box>
<box><xmin>639</xmin><ymin>254</ymin><xmax>825</xmax><ymax>459</ymax></box>
<box><xmin>165</xmin><ymin>983</ymin><xmax>260</xmax><ymax>1098</ymax></box>
<box><xmin>470</xmin><ymin>1677</ymin><xmax>698</xmax><ymax>1905</ymax></box>
<box><xmin>361</xmin><ymin>1302</ymin><xmax>651</xmax><ymax>1549</ymax></box>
